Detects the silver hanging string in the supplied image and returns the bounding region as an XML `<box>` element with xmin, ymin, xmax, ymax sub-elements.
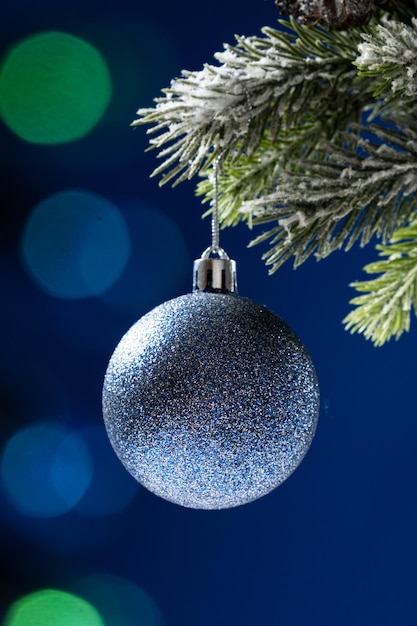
<box><xmin>192</xmin><ymin>153</ymin><xmax>237</xmax><ymax>293</ymax></box>
<box><xmin>209</xmin><ymin>88</ymin><xmax>252</xmax><ymax>252</ymax></box>
<box><xmin>211</xmin><ymin>154</ymin><xmax>221</xmax><ymax>252</ymax></box>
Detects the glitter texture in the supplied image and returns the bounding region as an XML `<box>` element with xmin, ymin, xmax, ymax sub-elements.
<box><xmin>102</xmin><ymin>292</ymin><xmax>319</xmax><ymax>509</ymax></box>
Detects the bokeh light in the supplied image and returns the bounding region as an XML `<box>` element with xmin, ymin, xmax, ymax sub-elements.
<box><xmin>100</xmin><ymin>203</ymin><xmax>189</xmax><ymax>315</ymax></box>
<box><xmin>70</xmin><ymin>573</ymin><xmax>164</xmax><ymax>626</ymax></box>
<box><xmin>3</xmin><ymin>589</ymin><xmax>105</xmax><ymax>626</ymax></box>
<box><xmin>1</xmin><ymin>422</ymin><xmax>92</xmax><ymax>517</ymax></box>
<box><xmin>21</xmin><ymin>190</ymin><xmax>131</xmax><ymax>299</ymax></box>
<box><xmin>0</xmin><ymin>31</ymin><xmax>111</xmax><ymax>144</ymax></box>
<box><xmin>75</xmin><ymin>425</ymin><xmax>139</xmax><ymax>516</ymax></box>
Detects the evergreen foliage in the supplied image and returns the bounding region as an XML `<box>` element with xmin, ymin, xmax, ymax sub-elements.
<box><xmin>135</xmin><ymin>6</ymin><xmax>417</xmax><ymax>346</ymax></box>
<box><xmin>344</xmin><ymin>216</ymin><xmax>417</xmax><ymax>345</ymax></box>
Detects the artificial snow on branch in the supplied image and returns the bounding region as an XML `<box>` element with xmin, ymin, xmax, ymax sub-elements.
<box><xmin>136</xmin><ymin>10</ymin><xmax>417</xmax><ymax>345</ymax></box>
<box><xmin>135</xmin><ymin>19</ymin><xmax>364</xmax><ymax>185</ymax></box>
<box><xmin>241</xmin><ymin>118</ymin><xmax>417</xmax><ymax>271</ymax></box>
<box><xmin>355</xmin><ymin>17</ymin><xmax>417</xmax><ymax>103</ymax></box>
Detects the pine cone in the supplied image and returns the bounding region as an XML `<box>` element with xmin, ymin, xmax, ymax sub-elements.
<box><xmin>275</xmin><ymin>0</ymin><xmax>388</xmax><ymax>30</ymax></box>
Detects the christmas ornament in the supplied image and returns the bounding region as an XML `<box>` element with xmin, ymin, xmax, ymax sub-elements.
<box><xmin>102</xmin><ymin>167</ymin><xmax>319</xmax><ymax>509</ymax></box>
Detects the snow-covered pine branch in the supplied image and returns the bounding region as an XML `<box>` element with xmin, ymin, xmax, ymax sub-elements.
<box><xmin>134</xmin><ymin>19</ymin><xmax>363</xmax><ymax>186</ymax></box>
<box><xmin>242</xmin><ymin>119</ymin><xmax>417</xmax><ymax>271</ymax></box>
<box><xmin>356</xmin><ymin>17</ymin><xmax>417</xmax><ymax>104</ymax></box>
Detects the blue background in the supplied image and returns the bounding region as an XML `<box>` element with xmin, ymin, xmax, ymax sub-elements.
<box><xmin>1</xmin><ymin>0</ymin><xmax>417</xmax><ymax>624</ymax></box>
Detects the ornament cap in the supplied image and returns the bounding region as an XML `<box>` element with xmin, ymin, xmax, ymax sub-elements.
<box><xmin>193</xmin><ymin>246</ymin><xmax>237</xmax><ymax>293</ymax></box>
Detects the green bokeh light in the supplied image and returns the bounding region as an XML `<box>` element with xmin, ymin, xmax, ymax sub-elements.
<box><xmin>3</xmin><ymin>589</ymin><xmax>105</xmax><ymax>626</ymax></box>
<box><xmin>0</xmin><ymin>31</ymin><xmax>112</xmax><ymax>144</ymax></box>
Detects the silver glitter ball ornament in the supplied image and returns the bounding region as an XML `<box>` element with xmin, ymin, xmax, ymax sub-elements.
<box><xmin>102</xmin><ymin>290</ymin><xmax>319</xmax><ymax>509</ymax></box>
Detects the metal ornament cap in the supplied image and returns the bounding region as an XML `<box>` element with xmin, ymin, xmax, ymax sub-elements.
<box><xmin>102</xmin><ymin>291</ymin><xmax>319</xmax><ymax>509</ymax></box>
<box><xmin>193</xmin><ymin>245</ymin><xmax>237</xmax><ymax>293</ymax></box>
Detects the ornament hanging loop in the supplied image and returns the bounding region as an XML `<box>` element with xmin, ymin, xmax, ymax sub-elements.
<box><xmin>193</xmin><ymin>155</ymin><xmax>237</xmax><ymax>294</ymax></box>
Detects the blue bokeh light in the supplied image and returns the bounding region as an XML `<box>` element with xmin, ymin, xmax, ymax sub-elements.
<box><xmin>1</xmin><ymin>422</ymin><xmax>93</xmax><ymax>517</ymax></box>
<box><xmin>21</xmin><ymin>190</ymin><xmax>131</xmax><ymax>299</ymax></box>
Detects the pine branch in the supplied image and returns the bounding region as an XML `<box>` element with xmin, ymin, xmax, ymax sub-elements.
<box><xmin>196</xmin><ymin>17</ymin><xmax>417</xmax><ymax>232</ymax></box>
<box><xmin>355</xmin><ymin>17</ymin><xmax>417</xmax><ymax>105</ymax></box>
<box><xmin>195</xmin><ymin>85</ymin><xmax>363</xmax><ymax>229</ymax></box>
<box><xmin>343</xmin><ymin>217</ymin><xmax>417</xmax><ymax>345</ymax></box>
<box><xmin>230</xmin><ymin>117</ymin><xmax>417</xmax><ymax>271</ymax></box>
<box><xmin>134</xmin><ymin>19</ymin><xmax>365</xmax><ymax>186</ymax></box>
